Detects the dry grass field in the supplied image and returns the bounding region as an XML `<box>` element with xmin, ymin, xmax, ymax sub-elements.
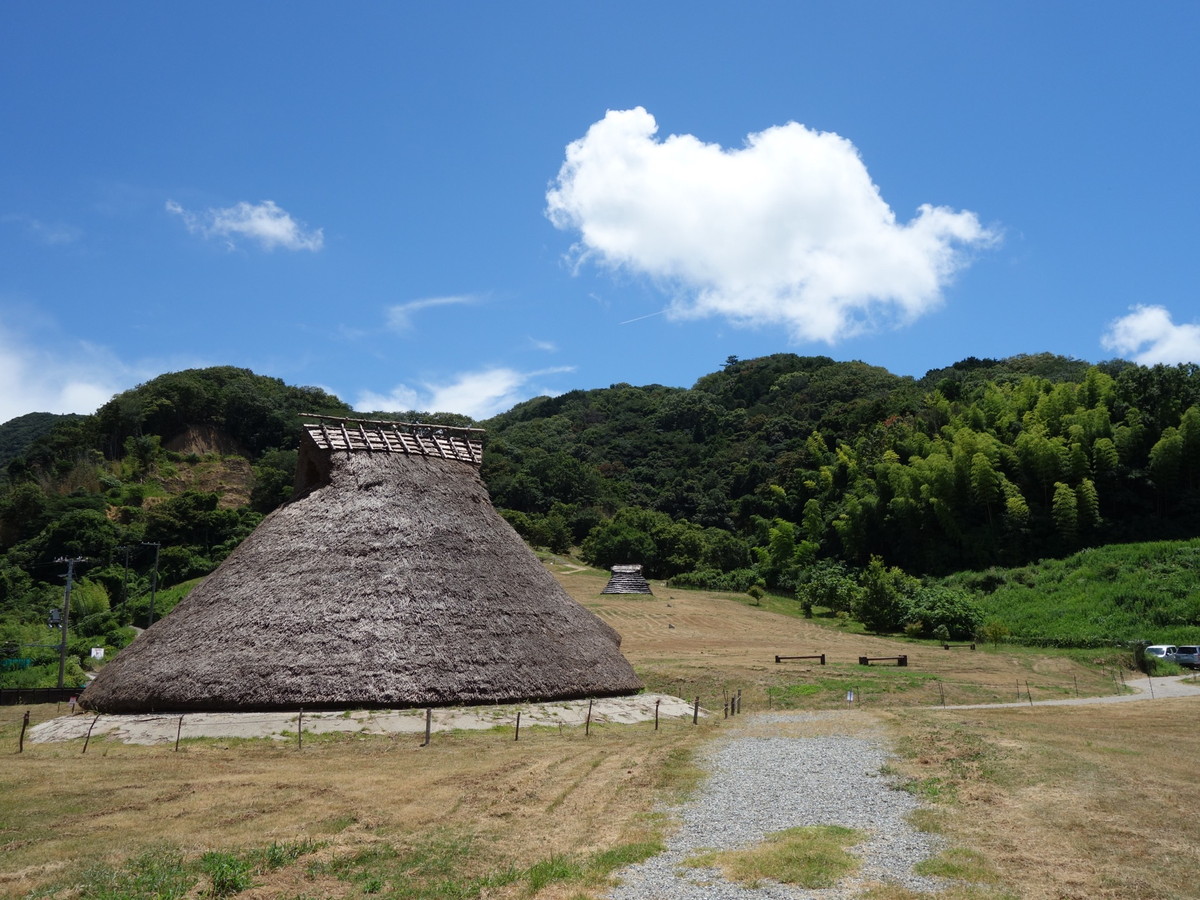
<box><xmin>2</xmin><ymin>559</ymin><xmax>1197</xmax><ymax>899</ymax></box>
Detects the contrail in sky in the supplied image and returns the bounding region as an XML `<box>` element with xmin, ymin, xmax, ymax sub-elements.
<box><xmin>619</xmin><ymin>309</ymin><xmax>668</xmax><ymax>325</ymax></box>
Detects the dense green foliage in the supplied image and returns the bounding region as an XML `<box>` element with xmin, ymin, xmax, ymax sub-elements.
<box><xmin>940</xmin><ymin>539</ymin><xmax>1200</xmax><ymax>647</ymax></box>
<box><xmin>0</xmin><ymin>368</ymin><xmax>352</xmax><ymax>685</ymax></box>
<box><xmin>2</xmin><ymin>354</ymin><xmax>1199</xmax><ymax>685</ymax></box>
<box><xmin>0</xmin><ymin>411</ymin><xmax>83</xmax><ymax>468</ymax></box>
<box><xmin>485</xmin><ymin>352</ymin><xmax>1200</xmax><ymax>580</ymax></box>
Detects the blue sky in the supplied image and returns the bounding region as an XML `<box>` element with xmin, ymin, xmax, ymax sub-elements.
<box><xmin>3</xmin><ymin>2</ymin><xmax>1199</xmax><ymax>424</ymax></box>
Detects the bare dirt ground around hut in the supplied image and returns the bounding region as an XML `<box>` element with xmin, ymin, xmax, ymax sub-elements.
<box><xmin>27</xmin><ymin>694</ymin><xmax>697</xmax><ymax>746</ymax></box>
<box><xmin>6</xmin><ymin>562</ymin><xmax>1200</xmax><ymax>899</ymax></box>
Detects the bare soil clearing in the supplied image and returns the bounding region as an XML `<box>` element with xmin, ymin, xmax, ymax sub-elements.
<box><xmin>28</xmin><ymin>694</ymin><xmax>696</xmax><ymax>746</ymax></box>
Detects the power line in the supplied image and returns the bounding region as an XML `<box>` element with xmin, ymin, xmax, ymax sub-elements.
<box><xmin>54</xmin><ymin>556</ymin><xmax>87</xmax><ymax>690</ymax></box>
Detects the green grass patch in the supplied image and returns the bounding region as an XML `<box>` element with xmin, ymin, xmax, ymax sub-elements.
<box><xmin>39</xmin><ymin>848</ymin><xmax>197</xmax><ymax>900</ymax></box>
<box><xmin>684</xmin><ymin>825</ymin><xmax>863</xmax><ymax>889</ymax></box>
<box><xmin>28</xmin><ymin>839</ymin><xmax>325</xmax><ymax>900</ymax></box>
<box><xmin>657</xmin><ymin>745</ymin><xmax>707</xmax><ymax>802</ymax></box>
<box><xmin>305</xmin><ymin>830</ymin><xmax>664</xmax><ymax>899</ymax></box>
<box><xmin>914</xmin><ymin>847</ymin><xmax>1000</xmax><ymax>883</ymax></box>
<box><xmin>587</xmin><ymin>840</ymin><xmax>663</xmax><ymax>873</ymax></box>
<box><xmin>767</xmin><ymin>669</ymin><xmax>940</xmax><ymax>709</ymax></box>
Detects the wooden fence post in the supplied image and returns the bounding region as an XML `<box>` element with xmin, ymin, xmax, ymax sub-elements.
<box><xmin>18</xmin><ymin>709</ymin><xmax>29</xmax><ymax>753</ymax></box>
<box><xmin>81</xmin><ymin>715</ymin><xmax>99</xmax><ymax>754</ymax></box>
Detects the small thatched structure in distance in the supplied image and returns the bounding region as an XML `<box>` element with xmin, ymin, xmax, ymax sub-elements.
<box><xmin>602</xmin><ymin>565</ymin><xmax>653</xmax><ymax>595</ymax></box>
<box><xmin>81</xmin><ymin>417</ymin><xmax>642</xmax><ymax>713</ymax></box>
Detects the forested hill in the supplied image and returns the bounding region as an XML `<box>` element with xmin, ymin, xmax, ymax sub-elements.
<box><xmin>2</xmin><ymin>354</ymin><xmax>1200</xmax><ymax>683</ymax></box>
<box><xmin>0</xmin><ymin>412</ymin><xmax>83</xmax><ymax>469</ymax></box>
<box><xmin>482</xmin><ymin>352</ymin><xmax>1200</xmax><ymax>581</ymax></box>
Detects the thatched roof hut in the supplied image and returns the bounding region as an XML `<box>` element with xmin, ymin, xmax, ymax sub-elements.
<box><xmin>81</xmin><ymin>417</ymin><xmax>642</xmax><ymax>713</ymax></box>
<box><xmin>602</xmin><ymin>565</ymin><xmax>653</xmax><ymax>595</ymax></box>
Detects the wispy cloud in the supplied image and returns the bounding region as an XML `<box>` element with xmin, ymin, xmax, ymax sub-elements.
<box><xmin>2</xmin><ymin>213</ymin><xmax>82</xmax><ymax>246</ymax></box>
<box><xmin>1101</xmin><ymin>305</ymin><xmax>1200</xmax><ymax>365</ymax></box>
<box><xmin>529</xmin><ymin>337</ymin><xmax>558</xmax><ymax>352</ymax></box>
<box><xmin>166</xmin><ymin>199</ymin><xmax>324</xmax><ymax>251</ymax></box>
<box><xmin>354</xmin><ymin>365</ymin><xmax>575</xmax><ymax>420</ymax></box>
<box><xmin>547</xmin><ymin>107</ymin><xmax>998</xmax><ymax>343</ymax></box>
<box><xmin>386</xmin><ymin>295</ymin><xmax>478</xmax><ymax>333</ymax></box>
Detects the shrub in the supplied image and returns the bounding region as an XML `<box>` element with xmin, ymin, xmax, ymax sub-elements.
<box><xmin>904</xmin><ymin>586</ymin><xmax>984</xmax><ymax>641</ymax></box>
<box><xmin>978</xmin><ymin>618</ymin><xmax>1011</xmax><ymax>645</ymax></box>
<box><xmin>668</xmin><ymin>568</ymin><xmax>760</xmax><ymax>592</ymax></box>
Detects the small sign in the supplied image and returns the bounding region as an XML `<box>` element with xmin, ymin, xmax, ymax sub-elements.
<box><xmin>90</xmin><ymin>647</ymin><xmax>105</xmax><ymax>659</ymax></box>
<box><xmin>846</xmin><ymin>690</ymin><xmax>855</xmax><ymax>704</ymax></box>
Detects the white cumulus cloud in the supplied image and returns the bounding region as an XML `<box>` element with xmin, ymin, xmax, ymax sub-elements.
<box><xmin>355</xmin><ymin>366</ymin><xmax>575</xmax><ymax>420</ymax></box>
<box><xmin>167</xmin><ymin>199</ymin><xmax>323</xmax><ymax>251</ymax></box>
<box><xmin>546</xmin><ymin>107</ymin><xmax>997</xmax><ymax>343</ymax></box>
<box><xmin>1101</xmin><ymin>305</ymin><xmax>1200</xmax><ymax>365</ymax></box>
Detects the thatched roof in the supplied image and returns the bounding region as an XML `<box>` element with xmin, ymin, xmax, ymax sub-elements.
<box><xmin>602</xmin><ymin>565</ymin><xmax>653</xmax><ymax>595</ymax></box>
<box><xmin>81</xmin><ymin>418</ymin><xmax>641</xmax><ymax>713</ymax></box>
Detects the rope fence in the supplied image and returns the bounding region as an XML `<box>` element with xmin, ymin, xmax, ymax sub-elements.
<box><xmin>9</xmin><ymin>666</ymin><xmax>1146</xmax><ymax>754</ymax></box>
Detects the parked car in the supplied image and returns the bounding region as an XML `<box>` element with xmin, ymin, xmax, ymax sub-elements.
<box><xmin>1144</xmin><ymin>645</ymin><xmax>1178</xmax><ymax>661</ymax></box>
<box><xmin>1173</xmin><ymin>645</ymin><xmax>1200</xmax><ymax>669</ymax></box>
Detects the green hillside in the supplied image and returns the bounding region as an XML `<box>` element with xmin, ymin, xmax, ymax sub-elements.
<box><xmin>0</xmin><ymin>411</ymin><xmax>82</xmax><ymax>468</ymax></box>
<box><xmin>942</xmin><ymin>538</ymin><xmax>1200</xmax><ymax>647</ymax></box>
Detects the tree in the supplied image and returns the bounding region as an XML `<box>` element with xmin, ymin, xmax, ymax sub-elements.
<box><xmin>1076</xmin><ymin>479</ymin><xmax>1101</xmax><ymax>531</ymax></box>
<box><xmin>1051</xmin><ymin>481</ymin><xmax>1078</xmax><ymax>543</ymax></box>
<box><xmin>1149</xmin><ymin>427</ymin><xmax>1183</xmax><ymax>512</ymax></box>
<box><xmin>969</xmin><ymin>452</ymin><xmax>1002</xmax><ymax>525</ymax></box>
<box><xmin>853</xmin><ymin>556</ymin><xmax>918</xmax><ymax>633</ymax></box>
<box><xmin>1091</xmin><ymin>437</ymin><xmax>1119</xmax><ymax>481</ymax></box>
<box><xmin>904</xmin><ymin>586</ymin><xmax>984</xmax><ymax>640</ymax></box>
<box><xmin>796</xmin><ymin>559</ymin><xmax>858</xmax><ymax>615</ymax></box>
<box><xmin>580</xmin><ymin>521</ymin><xmax>655</xmax><ymax>573</ymax></box>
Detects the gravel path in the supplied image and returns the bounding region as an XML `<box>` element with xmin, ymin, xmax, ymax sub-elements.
<box><xmin>606</xmin><ymin>711</ymin><xmax>945</xmax><ymax>900</ymax></box>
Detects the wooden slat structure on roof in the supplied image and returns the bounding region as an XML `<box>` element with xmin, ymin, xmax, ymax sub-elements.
<box><xmin>302</xmin><ymin>414</ymin><xmax>484</xmax><ymax>466</ymax></box>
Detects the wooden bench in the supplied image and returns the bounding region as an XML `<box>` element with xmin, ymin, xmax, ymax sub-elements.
<box><xmin>942</xmin><ymin>643</ymin><xmax>976</xmax><ymax>650</ymax></box>
<box><xmin>774</xmin><ymin>654</ymin><xmax>826</xmax><ymax>665</ymax></box>
<box><xmin>858</xmin><ymin>654</ymin><xmax>907</xmax><ymax>666</ymax></box>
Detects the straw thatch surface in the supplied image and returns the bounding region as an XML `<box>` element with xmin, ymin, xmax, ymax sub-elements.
<box><xmin>81</xmin><ymin>436</ymin><xmax>641</xmax><ymax>713</ymax></box>
<box><xmin>601</xmin><ymin>565</ymin><xmax>653</xmax><ymax>595</ymax></box>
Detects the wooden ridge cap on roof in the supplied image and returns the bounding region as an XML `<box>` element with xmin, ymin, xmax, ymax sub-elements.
<box><xmin>301</xmin><ymin>414</ymin><xmax>484</xmax><ymax>466</ymax></box>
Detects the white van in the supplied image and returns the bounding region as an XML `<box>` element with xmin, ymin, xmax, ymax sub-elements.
<box><xmin>1144</xmin><ymin>644</ymin><xmax>1177</xmax><ymax>660</ymax></box>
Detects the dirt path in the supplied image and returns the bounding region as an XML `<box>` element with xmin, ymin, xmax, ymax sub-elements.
<box><xmin>943</xmin><ymin>671</ymin><xmax>1200</xmax><ymax>708</ymax></box>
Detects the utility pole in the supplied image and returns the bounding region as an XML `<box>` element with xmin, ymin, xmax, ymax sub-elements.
<box><xmin>142</xmin><ymin>542</ymin><xmax>160</xmax><ymax>627</ymax></box>
<box><xmin>55</xmin><ymin>557</ymin><xmax>86</xmax><ymax>690</ymax></box>
<box><xmin>117</xmin><ymin>545</ymin><xmax>132</xmax><ymax>624</ymax></box>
